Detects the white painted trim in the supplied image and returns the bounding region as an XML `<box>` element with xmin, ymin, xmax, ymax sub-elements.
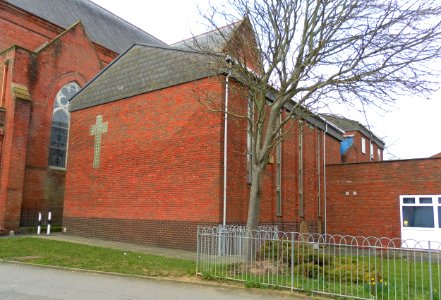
<box><xmin>400</xmin><ymin>195</ymin><xmax>441</xmax><ymax>249</ymax></box>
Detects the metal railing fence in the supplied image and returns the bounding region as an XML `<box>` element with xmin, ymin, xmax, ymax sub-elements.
<box><xmin>197</xmin><ymin>226</ymin><xmax>441</xmax><ymax>300</ymax></box>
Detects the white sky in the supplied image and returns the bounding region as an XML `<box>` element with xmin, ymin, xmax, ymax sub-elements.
<box><xmin>92</xmin><ymin>0</ymin><xmax>441</xmax><ymax>160</ymax></box>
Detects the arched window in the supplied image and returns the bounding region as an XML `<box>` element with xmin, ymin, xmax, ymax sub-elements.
<box><xmin>48</xmin><ymin>82</ymin><xmax>80</xmax><ymax>168</ymax></box>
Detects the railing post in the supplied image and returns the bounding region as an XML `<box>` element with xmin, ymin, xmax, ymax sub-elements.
<box><xmin>196</xmin><ymin>226</ymin><xmax>200</xmax><ymax>275</ymax></box>
<box><xmin>197</xmin><ymin>227</ymin><xmax>439</xmax><ymax>300</ymax></box>
<box><xmin>217</xmin><ymin>225</ymin><xmax>221</xmax><ymax>255</ymax></box>
<box><xmin>239</xmin><ymin>228</ymin><xmax>242</xmax><ymax>257</ymax></box>
<box><xmin>291</xmin><ymin>232</ymin><xmax>294</xmax><ymax>291</ymax></box>
<box><xmin>429</xmin><ymin>241</ymin><xmax>433</xmax><ymax>300</ymax></box>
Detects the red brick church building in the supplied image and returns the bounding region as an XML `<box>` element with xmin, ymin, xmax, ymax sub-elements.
<box><xmin>1</xmin><ymin>0</ymin><xmax>440</xmax><ymax>249</ymax></box>
<box><xmin>0</xmin><ymin>0</ymin><xmax>166</xmax><ymax>230</ymax></box>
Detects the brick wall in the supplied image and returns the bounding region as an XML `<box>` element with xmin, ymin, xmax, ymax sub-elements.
<box><xmin>224</xmin><ymin>84</ymin><xmax>342</xmax><ymax>232</ymax></box>
<box><xmin>64</xmin><ymin>217</ymin><xmax>217</xmax><ymax>251</ymax></box>
<box><xmin>64</xmin><ymin>78</ymin><xmax>225</xmax><ymax>248</ymax></box>
<box><xmin>0</xmin><ymin>2</ymin><xmax>59</xmax><ymax>52</ymax></box>
<box><xmin>326</xmin><ymin>134</ymin><xmax>342</xmax><ymax>165</ymax></box>
<box><xmin>65</xmin><ymin>74</ymin><xmax>343</xmax><ymax>248</ymax></box>
<box><xmin>326</xmin><ymin>158</ymin><xmax>441</xmax><ymax>238</ymax></box>
<box><xmin>1</xmin><ymin>97</ymin><xmax>31</xmax><ymax>228</ymax></box>
<box><xmin>19</xmin><ymin>23</ymin><xmax>102</xmax><ymax>228</ymax></box>
<box><xmin>0</xmin><ymin>0</ymin><xmax>347</xmax><ymax>242</ymax></box>
<box><xmin>0</xmin><ymin>2</ymin><xmax>117</xmax><ymax>63</ymax></box>
<box><xmin>0</xmin><ymin>21</ymin><xmax>105</xmax><ymax>230</ymax></box>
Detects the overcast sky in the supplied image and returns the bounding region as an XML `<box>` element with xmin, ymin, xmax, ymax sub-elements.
<box><xmin>91</xmin><ymin>0</ymin><xmax>441</xmax><ymax>160</ymax></box>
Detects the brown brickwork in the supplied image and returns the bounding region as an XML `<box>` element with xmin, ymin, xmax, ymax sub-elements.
<box><xmin>4</xmin><ymin>0</ymin><xmax>415</xmax><ymax>251</ymax></box>
<box><xmin>64</xmin><ymin>78</ymin><xmax>225</xmax><ymax>225</ymax></box>
<box><xmin>64</xmin><ymin>217</ymin><xmax>218</xmax><ymax>251</ymax></box>
<box><xmin>0</xmin><ymin>97</ymin><xmax>31</xmax><ymax>228</ymax></box>
<box><xmin>0</xmin><ymin>2</ymin><xmax>117</xmax><ymax>65</ymax></box>
<box><xmin>326</xmin><ymin>158</ymin><xmax>441</xmax><ymax>239</ymax></box>
<box><xmin>64</xmin><ymin>72</ymin><xmax>342</xmax><ymax>248</ymax></box>
<box><xmin>0</xmin><ymin>3</ymin><xmax>116</xmax><ymax>231</ymax></box>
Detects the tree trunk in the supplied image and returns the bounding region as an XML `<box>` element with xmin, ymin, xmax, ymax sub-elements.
<box><xmin>246</xmin><ymin>164</ymin><xmax>264</xmax><ymax>231</ymax></box>
<box><xmin>242</xmin><ymin>164</ymin><xmax>264</xmax><ymax>261</ymax></box>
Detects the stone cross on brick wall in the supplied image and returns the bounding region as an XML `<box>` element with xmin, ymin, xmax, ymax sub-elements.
<box><xmin>89</xmin><ymin>115</ymin><xmax>108</xmax><ymax>168</ymax></box>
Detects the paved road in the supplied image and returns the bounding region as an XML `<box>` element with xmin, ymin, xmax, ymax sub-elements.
<box><xmin>0</xmin><ymin>263</ymin><xmax>300</xmax><ymax>300</ymax></box>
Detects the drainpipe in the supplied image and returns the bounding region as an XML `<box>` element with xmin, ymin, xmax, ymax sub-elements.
<box><xmin>223</xmin><ymin>57</ymin><xmax>233</xmax><ymax>227</ymax></box>
<box><xmin>323</xmin><ymin>123</ymin><xmax>328</xmax><ymax>236</ymax></box>
<box><xmin>0</xmin><ymin>61</ymin><xmax>9</xmax><ymax>166</ymax></box>
<box><xmin>0</xmin><ymin>61</ymin><xmax>9</xmax><ymax>107</ymax></box>
<box><xmin>369</xmin><ymin>139</ymin><xmax>372</xmax><ymax>161</ymax></box>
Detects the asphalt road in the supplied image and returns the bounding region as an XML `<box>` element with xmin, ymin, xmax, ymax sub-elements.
<box><xmin>0</xmin><ymin>263</ymin><xmax>300</xmax><ymax>300</ymax></box>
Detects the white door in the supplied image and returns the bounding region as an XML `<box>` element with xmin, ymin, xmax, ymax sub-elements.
<box><xmin>400</xmin><ymin>195</ymin><xmax>441</xmax><ymax>250</ymax></box>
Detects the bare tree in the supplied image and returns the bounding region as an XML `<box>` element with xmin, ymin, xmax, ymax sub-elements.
<box><xmin>195</xmin><ymin>0</ymin><xmax>441</xmax><ymax>230</ymax></box>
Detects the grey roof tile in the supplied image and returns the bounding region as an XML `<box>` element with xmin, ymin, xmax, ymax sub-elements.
<box><xmin>320</xmin><ymin>114</ymin><xmax>385</xmax><ymax>148</ymax></box>
<box><xmin>69</xmin><ymin>45</ymin><xmax>219</xmax><ymax>111</ymax></box>
<box><xmin>172</xmin><ymin>20</ymin><xmax>242</xmax><ymax>52</ymax></box>
<box><xmin>5</xmin><ymin>0</ymin><xmax>166</xmax><ymax>53</ymax></box>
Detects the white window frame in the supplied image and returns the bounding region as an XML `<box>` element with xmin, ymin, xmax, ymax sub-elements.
<box><xmin>370</xmin><ymin>142</ymin><xmax>374</xmax><ymax>160</ymax></box>
<box><xmin>400</xmin><ymin>195</ymin><xmax>441</xmax><ymax>249</ymax></box>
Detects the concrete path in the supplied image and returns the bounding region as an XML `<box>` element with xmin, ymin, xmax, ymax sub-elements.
<box><xmin>0</xmin><ymin>263</ymin><xmax>299</xmax><ymax>300</ymax></box>
<box><xmin>31</xmin><ymin>234</ymin><xmax>197</xmax><ymax>261</ymax></box>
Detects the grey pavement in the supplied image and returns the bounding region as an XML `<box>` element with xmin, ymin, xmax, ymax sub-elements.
<box><xmin>31</xmin><ymin>233</ymin><xmax>196</xmax><ymax>261</ymax></box>
<box><xmin>0</xmin><ymin>263</ymin><xmax>300</xmax><ymax>300</ymax></box>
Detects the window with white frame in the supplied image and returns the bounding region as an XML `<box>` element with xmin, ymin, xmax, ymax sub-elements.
<box><xmin>439</xmin><ymin>197</ymin><xmax>441</xmax><ymax>228</ymax></box>
<box><xmin>370</xmin><ymin>142</ymin><xmax>374</xmax><ymax>160</ymax></box>
<box><xmin>48</xmin><ymin>82</ymin><xmax>80</xmax><ymax>168</ymax></box>
<box><xmin>377</xmin><ymin>148</ymin><xmax>381</xmax><ymax>161</ymax></box>
<box><xmin>400</xmin><ymin>196</ymin><xmax>440</xmax><ymax>228</ymax></box>
<box><xmin>361</xmin><ymin>137</ymin><xmax>366</xmax><ymax>154</ymax></box>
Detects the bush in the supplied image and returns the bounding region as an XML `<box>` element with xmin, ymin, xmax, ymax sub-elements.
<box><xmin>259</xmin><ymin>240</ymin><xmax>332</xmax><ymax>267</ymax></box>
<box><xmin>258</xmin><ymin>240</ymin><xmax>388</xmax><ymax>287</ymax></box>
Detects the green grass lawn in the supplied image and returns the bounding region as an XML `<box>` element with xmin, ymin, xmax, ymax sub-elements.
<box><xmin>0</xmin><ymin>237</ymin><xmax>196</xmax><ymax>277</ymax></box>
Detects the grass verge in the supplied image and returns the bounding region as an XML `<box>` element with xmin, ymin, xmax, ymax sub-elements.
<box><xmin>0</xmin><ymin>237</ymin><xmax>196</xmax><ymax>278</ymax></box>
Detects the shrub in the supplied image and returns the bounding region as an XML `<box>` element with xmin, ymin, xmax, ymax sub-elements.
<box><xmin>257</xmin><ymin>239</ymin><xmax>388</xmax><ymax>289</ymax></box>
<box><xmin>258</xmin><ymin>240</ymin><xmax>332</xmax><ymax>267</ymax></box>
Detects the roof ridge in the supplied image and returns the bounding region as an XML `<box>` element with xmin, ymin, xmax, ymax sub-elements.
<box><xmin>321</xmin><ymin>113</ymin><xmax>357</xmax><ymax>122</ymax></box>
<box><xmin>134</xmin><ymin>42</ymin><xmax>222</xmax><ymax>57</ymax></box>
<box><xmin>320</xmin><ymin>113</ymin><xmax>385</xmax><ymax>146</ymax></box>
<box><xmin>171</xmin><ymin>19</ymin><xmax>243</xmax><ymax>46</ymax></box>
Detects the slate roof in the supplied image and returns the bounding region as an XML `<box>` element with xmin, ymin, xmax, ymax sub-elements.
<box><xmin>5</xmin><ymin>0</ymin><xmax>166</xmax><ymax>53</ymax></box>
<box><xmin>172</xmin><ymin>20</ymin><xmax>242</xmax><ymax>53</ymax></box>
<box><xmin>320</xmin><ymin>114</ymin><xmax>385</xmax><ymax>148</ymax></box>
<box><xmin>69</xmin><ymin>44</ymin><xmax>219</xmax><ymax>111</ymax></box>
